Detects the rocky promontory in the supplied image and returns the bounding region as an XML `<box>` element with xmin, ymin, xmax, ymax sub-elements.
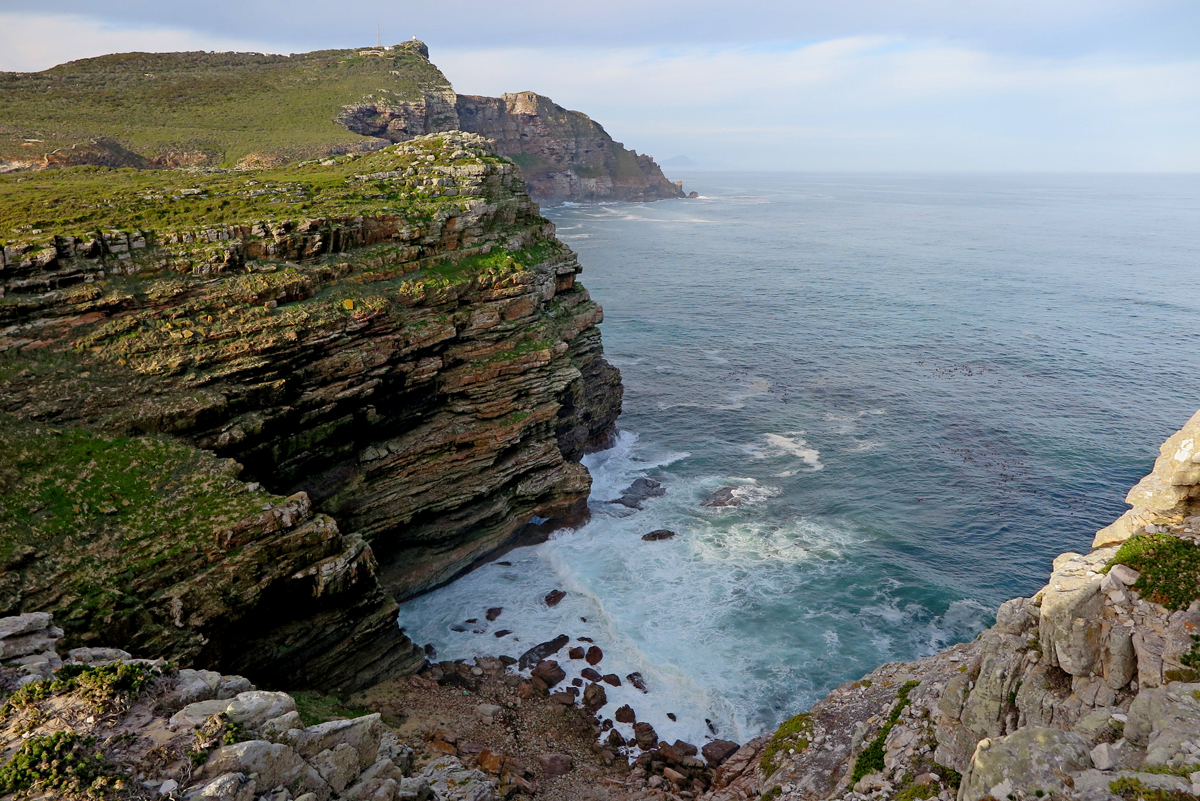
<box><xmin>701</xmin><ymin>409</ymin><xmax>1200</xmax><ymax>801</ymax></box>
<box><xmin>0</xmin><ymin>132</ymin><xmax>621</xmax><ymax>692</ymax></box>
<box><xmin>1</xmin><ymin>41</ymin><xmax>684</xmax><ymax>205</ymax></box>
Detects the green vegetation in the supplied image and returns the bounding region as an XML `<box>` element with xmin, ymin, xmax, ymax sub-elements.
<box><xmin>760</xmin><ymin>712</ymin><xmax>814</xmax><ymax>778</ymax></box>
<box><xmin>1108</xmin><ymin>533</ymin><xmax>1200</xmax><ymax>611</ymax></box>
<box><xmin>2</xmin><ymin>662</ymin><xmax>164</xmax><ymax>717</ymax></box>
<box><xmin>896</xmin><ymin>783</ymin><xmax>939</xmax><ymax>801</ymax></box>
<box><xmin>851</xmin><ymin>681</ymin><xmax>921</xmax><ymax>784</ymax></box>
<box><xmin>0</xmin><ymin>42</ymin><xmax>446</xmax><ymax>166</ymax></box>
<box><xmin>1111</xmin><ymin>776</ymin><xmax>1200</xmax><ymax>801</ymax></box>
<box><xmin>760</xmin><ymin>786</ymin><xmax>783</xmax><ymax>801</ymax></box>
<box><xmin>291</xmin><ymin>691</ymin><xmax>372</xmax><ymax>726</ymax></box>
<box><xmin>0</xmin><ymin>135</ymin><xmax>494</xmax><ymax>238</ymax></box>
<box><xmin>0</xmin><ymin>415</ymin><xmax>282</xmax><ymax>631</ymax></box>
<box><xmin>0</xmin><ymin>731</ymin><xmax>127</xmax><ymax>798</ymax></box>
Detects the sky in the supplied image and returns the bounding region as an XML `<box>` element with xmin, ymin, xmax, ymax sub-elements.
<box><xmin>1</xmin><ymin>1</ymin><xmax>1198</xmax><ymax>171</ymax></box>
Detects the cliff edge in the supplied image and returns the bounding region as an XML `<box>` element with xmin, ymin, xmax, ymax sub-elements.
<box><xmin>1</xmin><ymin>41</ymin><xmax>684</xmax><ymax>205</ymax></box>
<box><xmin>0</xmin><ymin>132</ymin><xmax>622</xmax><ymax>692</ymax></box>
<box><xmin>703</xmin><ymin>409</ymin><xmax>1200</xmax><ymax>801</ymax></box>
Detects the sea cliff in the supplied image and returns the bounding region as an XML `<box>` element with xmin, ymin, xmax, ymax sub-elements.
<box><xmin>0</xmin><ymin>41</ymin><xmax>684</xmax><ymax>205</ymax></box>
<box><xmin>0</xmin><ymin>132</ymin><xmax>621</xmax><ymax>692</ymax></box>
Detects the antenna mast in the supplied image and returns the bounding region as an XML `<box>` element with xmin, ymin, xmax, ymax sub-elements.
<box><xmin>376</xmin><ymin>23</ymin><xmax>382</xmax><ymax>48</ymax></box>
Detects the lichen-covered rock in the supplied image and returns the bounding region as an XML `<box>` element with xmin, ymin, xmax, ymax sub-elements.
<box><xmin>960</xmin><ymin>727</ymin><xmax>1094</xmax><ymax>801</ymax></box>
<box><xmin>418</xmin><ymin>756</ymin><xmax>498</xmax><ymax>801</ymax></box>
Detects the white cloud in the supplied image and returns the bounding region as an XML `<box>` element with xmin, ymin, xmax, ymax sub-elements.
<box><xmin>436</xmin><ymin>39</ymin><xmax>1200</xmax><ymax>171</ymax></box>
<box><xmin>0</xmin><ymin>12</ymin><xmax>287</xmax><ymax>72</ymax></box>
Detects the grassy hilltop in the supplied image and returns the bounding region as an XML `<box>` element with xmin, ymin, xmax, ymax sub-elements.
<box><xmin>0</xmin><ymin>41</ymin><xmax>449</xmax><ymax>167</ymax></box>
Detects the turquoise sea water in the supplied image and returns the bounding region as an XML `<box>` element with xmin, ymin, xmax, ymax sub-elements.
<box><xmin>398</xmin><ymin>173</ymin><xmax>1200</xmax><ymax>748</ymax></box>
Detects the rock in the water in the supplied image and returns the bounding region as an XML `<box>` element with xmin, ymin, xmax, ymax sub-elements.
<box><xmin>701</xmin><ymin>487</ymin><xmax>744</xmax><ymax>507</ymax></box>
<box><xmin>615</xmin><ymin>705</ymin><xmax>636</xmax><ymax>724</ymax></box>
<box><xmin>568</xmin><ymin>646</ymin><xmax>585</xmax><ymax>660</ymax></box>
<box><xmin>583</xmin><ymin>682</ymin><xmax>607</xmax><ymax>712</ymax></box>
<box><xmin>493</xmin><ymin>630</ymin><xmax>511</xmax><ymax>638</ymax></box>
<box><xmin>701</xmin><ymin>739</ymin><xmax>740</xmax><ymax>767</ymax></box>
<box><xmin>544</xmin><ymin>590</ymin><xmax>567</xmax><ymax>607</ymax></box>
<box><xmin>626</xmin><ymin>672</ymin><xmax>648</xmax><ymax>692</ymax></box>
<box><xmin>485</xmin><ymin>608</ymin><xmax>503</xmax><ymax>621</ymax></box>
<box><xmin>611</xmin><ymin>477</ymin><xmax>666</xmax><ymax>509</ymax></box>
<box><xmin>641</xmin><ymin>529</ymin><xmax>676</xmax><ymax>541</ymax></box>
<box><xmin>633</xmin><ymin>721</ymin><xmax>658</xmax><ymax>750</ymax></box>
<box><xmin>585</xmin><ymin>646</ymin><xmax>603</xmax><ymax>665</ymax></box>
<box><xmin>518</xmin><ymin>635</ymin><xmax>569</xmax><ymax>670</ymax></box>
<box><xmin>531</xmin><ymin>660</ymin><xmax>566</xmax><ymax>688</ymax></box>
<box><xmin>601</xmin><ymin>673</ymin><xmax>621</xmax><ymax>687</ymax></box>
<box><xmin>581</xmin><ymin>668</ymin><xmax>602</xmax><ymax>682</ymax></box>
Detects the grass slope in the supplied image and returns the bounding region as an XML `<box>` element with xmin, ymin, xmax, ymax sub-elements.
<box><xmin>0</xmin><ymin>42</ymin><xmax>448</xmax><ymax>166</ymax></box>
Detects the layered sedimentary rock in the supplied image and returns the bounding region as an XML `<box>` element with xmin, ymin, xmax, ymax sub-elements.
<box><xmin>705</xmin><ymin>410</ymin><xmax>1200</xmax><ymax>801</ymax></box>
<box><xmin>0</xmin><ymin>132</ymin><xmax>621</xmax><ymax>690</ymax></box>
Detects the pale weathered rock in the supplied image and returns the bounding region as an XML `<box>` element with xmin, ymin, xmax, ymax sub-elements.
<box><xmin>196</xmin><ymin>740</ymin><xmax>310</xmax><ymax>791</ymax></box>
<box><xmin>960</xmin><ymin>727</ymin><xmax>1093</xmax><ymax>801</ymax></box>
<box><xmin>184</xmin><ymin>772</ymin><xmax>257</xmax><ymax>801</ymax></box>
<box><xmin>418</xmin><ymin>756</ymin><xmax>498</xmax><ymax>801</ymax></box>
<box><xmin>310</xmin><ymin>743</ymin><xmax>360</xmax><ymax>794</ymax></box>
<box><xmin>224</xmin><ymin>691</ymin><xmax>297</xmax><ymax>728</ymax></box>
<box><xmin>293</xmin><ymin>714</ymin><xmax>385</xmax><ymax>771</ymax></box>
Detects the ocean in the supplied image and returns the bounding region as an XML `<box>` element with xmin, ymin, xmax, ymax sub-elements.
<box><xmin>397</xmin><ymin>172</ymin><xmax>1200</xmax><ymax>749</ymax></box>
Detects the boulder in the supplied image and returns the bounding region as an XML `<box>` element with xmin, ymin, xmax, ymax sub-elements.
<box><xmin>310</xmin><ymin>743</ymin><xmax>360</xmax><ymax>794</ymax></box>
<box><xmin>538</xmin><ymin>753</ymin><xmax>573</xmax><ymax>777</ymax></box>
<box><xmin>518</xmin><ymin>635</ymin><xmax>569</xmax><ymax>670</ymax></box>
<box><xmin>601</xmin><ymin>673</ymin><xmax>621</xmax><ymax>687</ymax></box>
<box><xmin>530</xmin><ymin>660</ymin><xmax>565</xmax><ymax>688</ymax></box>
<box><xmin>186</xmin><ymin>772</ymin><xmax>257</xmax><ymax>801</ymax></box>
<box><xmin>581</xmin><ymin>668</ymin><xmax>602</xmax><ymax>682</ymax></box>
<box><xmin>585</xmin><ymin>646</ymin><xmax>603</xmax><ymax>665</ymax></box>
<box><xmin>568</xmin><ymin>646</ymin><xmax>585</xmax><ymax>660</ymax></box>
<box><xmin>626</xmin><ymin>672</ymin><xmax>648</xmax><ymax>692</ymax></box>
<box><xmin>633</xmin><ymin>721</ymin><xmax>658</xmax><ymax>750</ymax></box>
<box><xmin>197</xmin><ymin>741</ymin><xmax>311</xmax><ymax>792</ymax></box>
<box><xmin>544</xmin><ymin>590</ymin><xmax>566</xmax><ymax>607</ymax></box>
<box><xmin>615</xmin><ymin>705</ymin><xmax>636</xmax><ymax>724</ymax></box>
<box><xmin>225</xmin><ymin>691</ymin><xmax>297</xmax><ymax>728</ymax></box>
<box><xmin>960</xmin><ymin>727</ymin><xmax>1094</xmax><ymax>801</ymax></box>
<box><xmin>583</xmin><ymin>682</ymin><xmax>607</xmax><ymax>712</ymax></box>
<box><xmin>612</xmin><ymin>477</ymin><xmax>666</xmax><ymax>509</ymax></box>
<box><xmin>486</xmin><ymin>607</ymin><xmax>503</xmax><ymax>621</ymax></box>
<box><xmin>702</xmin><ymin>739</ymin><xmax>740</xmax><ymax>766</ymax></box>
<box><xmin>418</xmin><ymin>756</ymin><xmax>498</xmax><ymax>801</ymax></box>
<box><xmin>293</xmin><ymin>714</ymin><xmax>385</xmax><ymax>772</ymax></box>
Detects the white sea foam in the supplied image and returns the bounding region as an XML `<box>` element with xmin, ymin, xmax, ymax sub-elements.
<box><xmin>745</xmin><ymin>432</ymin><xmax>824</xmax><ymax>471</ymax></box>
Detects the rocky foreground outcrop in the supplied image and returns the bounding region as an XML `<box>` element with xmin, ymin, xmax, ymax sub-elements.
<box><xmin>0</xmin><ymin>132</ymin><xmax>621</xmax><ymax>691</ymax></box>
<box><xmin>704</xmin><ymin>409</ymin><xmax>1200</xmax><ymax>801</ymax></box>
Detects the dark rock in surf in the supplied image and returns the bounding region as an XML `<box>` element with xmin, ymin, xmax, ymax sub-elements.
<box><xmin>518</xmin><ymin>634</ymin><xmax>570</xmax><ymax>669</ymax></box>
<box><xmin>615</xmin><ymin>704</ymin><xmax>636</xmax><ymax>724</ymax></box>
<box><xmin>585</xmin><ymin>645</ymin><xmax>603</xmax><ymax>665</ymax></box>
<box><xmin>601</xmin><ymin>673</ymin><xmax>621</xmax><ymax>687</ymax></box>
<box><xmin>701</xmin><ymin>487</ymin><xmax>744</xmax><ymax>507</ymax></box>
<box><xmin>611</xmin><ymin>477</ymin><xmax>666</xmax><ymax>509</ymax></box>
<box><xmin>568</xmin><ymin>646</ymin><xmax>585</xmax><ymax>660</ymax></box>
<box><xmin>486</xmin><ymin>607</ymin><xmax>503</xmax><ymax>621</ymax></box>
<box><xmin>626</xmin><ymin>672</ymin><xmax>648</xmax><ymax>692</ymax></box>
<box><xmin>642</xmin><ymin>529</ymin><xmax>676</xmax><ymax>541</ymax></box>
<box><xmin>545</xmin><ymin>590</ymin><xmax>566</xmax><ymax>607</ymax></box>
<box><xmin>581</xmin><ymin>668</ymin><xmax>603</xmax><ymax>682</ymax></box>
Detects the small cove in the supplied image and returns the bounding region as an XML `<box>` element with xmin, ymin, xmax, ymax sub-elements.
<box><xmin>398</xmin><ymin>172</ymin><xmax>1200</xmax><ymax>748</ymax></box>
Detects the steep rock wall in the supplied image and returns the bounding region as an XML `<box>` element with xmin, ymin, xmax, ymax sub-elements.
<box><xmin>705</xmin><ymin>410</ymin><xmax>1200</xmax><ymax>801</ymax></box>
<box><xmin>0</xmin><ymin>133</ymin><xmax>622</xmax><ymax>690</ymax></box>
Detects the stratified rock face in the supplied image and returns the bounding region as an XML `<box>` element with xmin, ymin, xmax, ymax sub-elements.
<box><xmin>0</xmin><ymin>132</ymin><xmax>622</xmax><ymax>690</ymax></box>
<box><xmin>341</xmin><ymin>90</ymin><xmax>685</xmax><ymax>204</ymax></box>
<box><xmin>703</xmin><ymin>409</ymin><xmax>1200</xmax><ymax>801</ymax></box>
<box><xmin>454</xmin><ymin>93</ymin><xmax>685</xmax><ymax>204</ymax></box>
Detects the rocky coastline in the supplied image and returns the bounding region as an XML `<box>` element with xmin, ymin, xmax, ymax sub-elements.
<box><xmin>0</xmin><ymin>132</ymin><xmax>621</xmax><ymax>692</ymax></box>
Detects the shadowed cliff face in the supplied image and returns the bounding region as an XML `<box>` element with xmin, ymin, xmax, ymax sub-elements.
<box><xmin>0</xmin><ymin>132</ymin><xmax>622</xmax><ymax>689</ymax></box>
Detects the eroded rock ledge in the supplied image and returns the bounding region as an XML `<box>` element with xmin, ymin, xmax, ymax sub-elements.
<box><xmin>705</xmin><ymin>410</ymin><xmax>1200</xmax><ymax>801</ymax></box>
<box><xmin>0</xmin><ymin>132</ymin><xmax>622</xmax><ymax>691</ymax></box>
